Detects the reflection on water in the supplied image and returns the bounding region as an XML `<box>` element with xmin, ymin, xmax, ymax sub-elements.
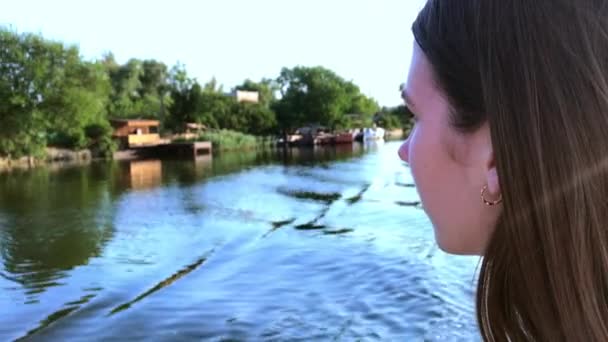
<box><xmin>0</xmin><ymin>143</ymin><xmax>480</xmax><ymax>341</ymax></box>
<box><xmin>0</xmin><ymin>166</ymin><xmax>116</xmax><ymax>296</ymax></box>
<box><xmin>128</xmin><ymin>160</ymin><xmax>163</xmax><ymax>190</ymax></box>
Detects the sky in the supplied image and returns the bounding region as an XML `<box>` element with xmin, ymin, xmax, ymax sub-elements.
<box><xmin>0</xmin><ymin>0</ymin><xmax>426</xmax><ymax>107</ymax></box>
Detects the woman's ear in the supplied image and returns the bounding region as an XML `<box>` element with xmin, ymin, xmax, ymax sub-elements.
<box><xmin>486</xmin><ymin>154</ymin><xmax>500</xmax><ymax>195</ymax></box>
<box><xmin>474</xmin><ymin>123</ymin><xmax>500</xmax><ymax>196</ymax></box>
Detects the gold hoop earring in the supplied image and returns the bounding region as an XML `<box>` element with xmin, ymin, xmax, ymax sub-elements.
<box><xmin>481</xmin><ymin>185</ymin><xmax>502</xmax><ymax>206</ymax></box>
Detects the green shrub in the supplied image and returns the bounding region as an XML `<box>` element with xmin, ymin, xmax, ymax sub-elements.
<box><xmin>196</xmin><ymin>129</ymin><xmax>265</xmax><ymax>151</ymax></box>
<box><xmin>85</xmin><ymin>123</ymin><xmax>115</xmax><ymax>158</ymax></box>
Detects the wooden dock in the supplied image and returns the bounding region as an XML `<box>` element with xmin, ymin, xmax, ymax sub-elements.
<box><xmin>160</xmin><ymin>141</ymin><xmax>212</xmax><ymax>158</ymax></box>
<box><xmin>114</xmin><ymin>141</ymin><xmax>212</xmax><ymax>161</ymax></box>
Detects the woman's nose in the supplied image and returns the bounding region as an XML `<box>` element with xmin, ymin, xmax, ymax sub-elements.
<box><xmin>398</xmin><ymin>138</ymin><xmax>410</xmax><ymax>163</ymax></box>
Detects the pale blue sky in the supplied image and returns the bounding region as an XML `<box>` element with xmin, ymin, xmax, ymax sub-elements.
<box><xmin>0</xmin><ymin>0</ymin><xmax>426</xmax><ymax>107</ymax></box>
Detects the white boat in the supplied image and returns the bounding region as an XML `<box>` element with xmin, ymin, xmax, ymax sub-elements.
<box><xmin>363</xmin><ymin>126</ymin><xmax>385</xmax><ymax>141</ymax></box>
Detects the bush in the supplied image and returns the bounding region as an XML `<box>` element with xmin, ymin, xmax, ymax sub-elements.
<box><xmin>94</xmin><ymin>135</ymin><xmax>117</xmax><ymax>158</ymax></box>
<box><xmin>376</xmin><ymin>113</ymin><xmax>403</xmax><ymax>130</ymax></box>
<box><xmin>84</xmin><ymin>123</ymin><xmax>116</xmax><ymax>158</ymax></box>
<box><xmin>47</xmin><ymin>131</ymin><xmax>87</xmax><ymax>149</ymax></box>
<box><xmin>197</xmin><ymin>129</ymin><xmax>264</xmax><ymax>151</ymax></box>
<box><xmin>85</xmin><ymin>123</ymin><xmax>111</xmax><ymax>140</ymax></box>
<box><xmin>0</xmin><ymin>131</ymin><xmax>47</xmax><ymax>158</ymax></box>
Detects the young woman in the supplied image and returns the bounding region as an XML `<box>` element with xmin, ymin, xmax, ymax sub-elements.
<box><xmin>398</xmin><ymin>0</ymin><xmax>608</xmax><ymax>340</ymax></box>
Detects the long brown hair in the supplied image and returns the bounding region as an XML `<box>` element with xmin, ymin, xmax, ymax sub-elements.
<box><xmin>413</xmin><ymin>0</ymin><xmax>608</xmax><ymax>340</ymax></box>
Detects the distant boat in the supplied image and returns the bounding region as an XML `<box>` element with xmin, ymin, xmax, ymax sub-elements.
<box><xmin>363</xmin><ymin>126</ymin><xmax>385</xmax><ymax>141</ymax></box>
<box><xmin>334</xmin><ymin>131</ymin><xmax>356</xmax><ymax>144</ymax></box>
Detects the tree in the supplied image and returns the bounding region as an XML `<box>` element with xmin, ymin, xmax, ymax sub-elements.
<box><xmin>274</xmin><ymin>66</ymin><xmax>379</xmax><ymax>131</ymax></box>
<box><xmin>227</xmin><ymin>102</ymin><xmax>277</xmax><ymax>135</ymax></box>
<box><xmin>105</xmin><ymin>58</ymin><xmax>143</xmax><ymax>117</ymax></box>
<box><xmin>203</xmin><ymin>77</ymin><xmax>223</xmax><ymax>94</ymax></box>
<box><xmin>0</xmin><ymin>29</ymin><xmax>59</xmax><ymax>157</ymax></box>
<box><xmin>167</xmin><ymin>72</ymin><xmax>228</xmax><ymax>131</ymax></box>
<box><xmin>346</xmin><ymin>87</ymin><xmax>379</xmax><ymax>116</ymax></box>
<box><xmin>166</xmin><ymin>64</ymin><xmax>200</xmax><ymax>131</ymax></box>
<box><xmin>42</xmin><ymin>56</ymin><xmax>112</xmax><ymax>149</ymax></box>
<box><xmin>0</xmin><ymin>29</ymin><xmax>112</xmax><ymax>157</ymax></box>
<box><xmin>105</xmin><ymin>58</ymin><xmax>171</xmax><ymax>120</ymax></box>
<box><xmin>378</xmin><ymin>105</ymin><xmax>415</xmax><ymax>132</ymax></box>
<box><xmin>139</xmin><ymin>59</ymin><xmax>171</xmax><ymax>122</ymax></box>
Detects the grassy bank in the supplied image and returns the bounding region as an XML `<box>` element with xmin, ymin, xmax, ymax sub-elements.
<box><xmin>175</xmin><ymin>129</ymin><xmax>274</xmax><ymax>152</ymax></box>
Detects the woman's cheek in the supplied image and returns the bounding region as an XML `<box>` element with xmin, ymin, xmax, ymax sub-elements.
<box><xmin>408</xmin><ymin>124</ymin><xmax>434</xmax><ymax>211</ymax></box>
<box><xmin>408</xmin><ymin>125</ymin><xmax>422</xmax><ymax>180</ymax></box>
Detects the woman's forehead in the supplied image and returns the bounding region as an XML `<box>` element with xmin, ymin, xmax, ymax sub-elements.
<box><xmin>404</xmin><ymin>45</ymin><xmax>441</xmax><ymax>109</ymax></box>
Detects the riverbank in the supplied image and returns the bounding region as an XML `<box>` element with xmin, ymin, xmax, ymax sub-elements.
<box><xmin>0</xmin><ymin>148</ymin><xmax>94</xmax><ymax>172</ymax></box>
<box><xmin>175</xmin><ymin>129</ymin><xmax>275</xmax><ymax>152</ymax></box>
<box><xmin>0</xmin><ymin>128</ymin><xmax>407</xmax><ymax>173</ymax></box>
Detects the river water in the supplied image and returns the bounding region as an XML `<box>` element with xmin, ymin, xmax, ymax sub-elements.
<box><xmin>0</xmin><ymin>141</ymin><xmax>480</xmax><ymax>341</ymax></box>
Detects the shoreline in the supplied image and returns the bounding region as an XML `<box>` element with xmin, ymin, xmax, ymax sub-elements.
<box><xmin>0</xmin><ymin>137</ymin><xmax>406</xmax><ymax>173</ymax></box>
<box><xmin>0</xmin><ymin>148</ymin><xmax>97</xmax><ymax>173</ymax></box>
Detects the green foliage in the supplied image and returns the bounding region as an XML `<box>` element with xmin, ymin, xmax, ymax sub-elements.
<box><xmin>167</xmin><ymin>75</ymin><xmax>277</xmax><ymax>136</ymax></box>
<box><xmin>183</xmin><ymin>69</ymin><xmax>379</xmax><ymax>134</ymax></box>
<box><xmin>84</xmin><ymin>122</ymin><xmax>116</xmax><ymax>158</ymax></box>
<box><xmin>375</xmin><ymin>113</ymin><xmax>402</xmax><ymax>129</ymax></box>
<box><xmin>0</xmin><ymin>29</ymin><xmax>56</xmax><ymax>157</ymax></box>
<box><xmin>84</xmin><ymin>123</ymin><xmax>111</xmax><ymax>140</ymax></box>
<box><xmin>198</xmin><ymin>89</ymin><xmax>233</xmax><ymax>128</ymax></box>
<box><xmin>0</xmin><ymin>29</ymin><xmax>112</xmax><ymax>157</ymax></box>
<box><xmin>43</xmin><ymin>58</ymin><xmax>112</xmax><ymax>149</ymax></box>
<box><xmin>166</xmin><ymin>67</ymin><xmax>200</xmax><ymax>130</ymax></box>
<box><xmin>231</xmin><ymin>102</ymin><xmax>277</xmax><ymax>135</ymax></box>
<box><xmin>93</xmin><ymin>135</ymin><xmax>118</xmax><ymax>158</ymax></box>
<box><xmin>103</xmin><ymin>57</ymin><xmax>171</xmax><ymax>120</ymax></box>
<box><xmin>274</xmin><ymin>66</ymin><xmax>379</xmax><ymax>130</ymax></box>
<box><xmin>349</xmin><ymin>93</ymin><xmax>380</xmax><ymax>118</ymax></box>
<box><xmin>0</xmin><ymin>131</ymin><xmax>47</xmax><ymax>158</ymax></box>
<box><xmin>167</xmin><ymin>80</ymin><xmax>226</xmax><ymax>131</ymax></box>
<box><xmin>378</xmin><ymin>105</ymin><xmax>415</xmax><ymax>133</ymax></box>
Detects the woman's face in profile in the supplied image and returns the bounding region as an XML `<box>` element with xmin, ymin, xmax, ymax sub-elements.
<box><xmin>398</xmin><ymin>44</ymin><xmax>502</xmax><ymax>255</ymax></box>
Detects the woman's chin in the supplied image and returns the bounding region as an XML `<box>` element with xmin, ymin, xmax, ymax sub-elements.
<box><xmin>433</xmin><ymin>230</ymin><xmax>482</xmax><ymax>256</ymax></box>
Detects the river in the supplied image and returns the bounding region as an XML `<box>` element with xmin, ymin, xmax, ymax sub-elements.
<box><xmin>0</xmin><ymin>141</ymin><xmax>480</xmax><ymax>341</ymax></box>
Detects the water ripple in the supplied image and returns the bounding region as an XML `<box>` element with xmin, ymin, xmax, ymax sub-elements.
<box><xmin>108</xmin><ymin>249</ymin><xmax>215</xmax><ymax>316</ymax></box>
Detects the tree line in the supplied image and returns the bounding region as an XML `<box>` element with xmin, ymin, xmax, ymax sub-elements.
<box><xmin>0</xmin><ymin>29</ymin><xmax>412</xmax><ymax>158</ymax></box>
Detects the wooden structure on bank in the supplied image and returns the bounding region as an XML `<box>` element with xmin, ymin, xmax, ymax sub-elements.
<box><xmin>157</xmin><ymin>141</ymin><xmax>212</xmax><ymax>159</ymax></box>
<box><xmin>110</xmin><ymin>119</ymin><xmax>166</xmax><ymax>149</ymax></box>
<box><xmin>110</xmin><ymin>118</ymin><xmax>212</xmax><ymax>161</ymax></box>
